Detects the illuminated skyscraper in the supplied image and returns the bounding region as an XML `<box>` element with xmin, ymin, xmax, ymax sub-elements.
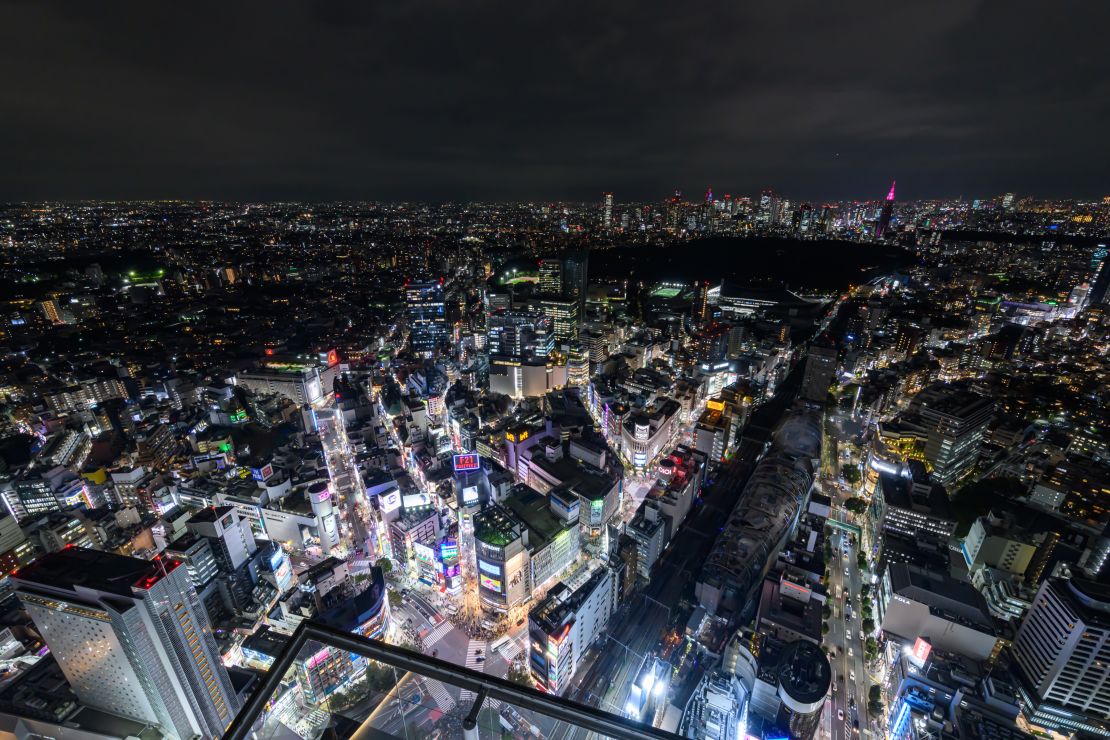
<box><xmin>14</xmin><ymin>547</ymin><xmax>239</xmax><ymax>738</ymax></box>
<box><xmin>602</xmin><ymin>192</ymin><xmax>613</xmax><ymax>229</ymax></box>
<box><xmin>876</xmin><ymin>180</ymin><xmax>895</xmax><ymax>239</ymax></box>
<box><xmin>406</xmin><ymin>279</ymin><xmax>448</xmax><ymax>353</ymax></box>
<box><xmin>539</xmin><ymin>258</ymin><xmax>563</xmax><ymax>295</ymax></box>
<box><xmin>537</xmin><ymin>253</ymin><xmax>589</xmax><ymax>328</ymax></box>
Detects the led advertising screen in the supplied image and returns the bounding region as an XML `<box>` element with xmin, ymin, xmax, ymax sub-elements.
<box><xmin>402</xmin><ymin>492</ymin><xmax>431</xmax><ymax>508</ymax></box>
<box><xmin>380</xmin><ymin>490</ymin><xmax>401</xmax><ymax>513</ymax></box>
<box><xmin>462</xmin><ymin>485</ymin><xmax>480</xmax><ymax>505</ymax></box>
<box><xmin>478</xmin><ymin>559</ymin><xmax>501</xmax><ymax>577</ymax></box>
<box><xmin>453</xmin><ymin>453</ymin><xmax>481</xmax><ymax>473</ymax></box>
<box><xmin>480</xmin><ymin>575</ymin><xmax>503</xmax><ymax>593</ymax></box>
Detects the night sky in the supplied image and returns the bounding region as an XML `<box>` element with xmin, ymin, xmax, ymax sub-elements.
<box><xmin>2</xmin><ymin>1</ymin><xmax>1108</xmax><ymax>202</ymax></box>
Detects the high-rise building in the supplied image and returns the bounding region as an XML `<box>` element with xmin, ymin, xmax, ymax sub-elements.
<box><xmin>602</xmin><ymin>192</ymin><xmax>613</xmax><ymax>229</ymax></box>
<box><xmin>487</xmin><ymin>309</ymin><xmax>561</xmax><ymax>398</ymax></box>
<box><xmin>911</xmin><ymin>384</ymin><xmax>995</xmax><ymax>487</ymax></box>
<box><xmin>692</xmin><ymin>280</ymin><xmax>710</xmax><ymax>325</ymax></box>
<box><xmin>876</xmin><ymin>180</ymin><xmax>895</xmax><ymax>239</ymax></box>
<box><xmin>562</xmin><ymin>251</ymin><xmax>589</xmax><ymax>319</ymax></box>
<box><xmin>406</xmin><ymin>279</ymin><xmax>448</xmax><ymax>353</ymax></box>
<box><xmin>1090</xmin><ymin>252</ymin><xmax>1110</xmax><ymax>306</ymax></box>
<box><xmin>1013</xmin><ymin>579</ymin><xmax>1110</xmax><ymax>735</ymax></box>
<box><xmin>14</xmin><ymin>547</ymin><xmax>239</xmax><ymax>738</ymax></box>
<box><xmin>185</xmin><ymin>505</ymin><xmax>257</xmax><ymax>572</ymax></box>
<box><xmin>538</xmin><ymin>258</ymin><xmax>563</xmax><ymax>296</ymax></box>
<box><xmin>801</xmin><ymin>342</ymin><xmax>837</xmax><ymax>403</ymax></box>
<box><xmin>533</xmin><ymin>295</ymin><xmax>579</xmax><ymax>344</ymax></box>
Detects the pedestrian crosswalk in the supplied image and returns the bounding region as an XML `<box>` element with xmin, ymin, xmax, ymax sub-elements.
<box><xmin>459</xmin><ymin>638</ymin><xmax>487</xmax><ymax>704</ymax></box>
<box><xmin>498</xmin><ymin>636</ymin><xmax>525</xmax><ymax>661</ymax></box>
<box><xmin>424</xmin><ymin>678</ymin><xmax>456</xmax><ymax>712</ymax></box>
<box><xmin>424</xmin><ymin>620</ymin><xmax>454</xmax><ymax>647</ymax></box>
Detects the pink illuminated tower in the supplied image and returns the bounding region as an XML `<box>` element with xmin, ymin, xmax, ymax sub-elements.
<box><xmin>876</xmin><ymin>180</ymin><xmax>896</xmax><ymax>238</ymax></box>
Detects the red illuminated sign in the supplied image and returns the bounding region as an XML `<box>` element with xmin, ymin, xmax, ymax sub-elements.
<box><xmin>912</xmin><ymin>637</ymin><xmax>932</xmax><ymax>664</ymax></box>
<box><xmin>326</xmin><ymin>349</ymin><xmax>339</xmax><ymax>367</ymax></box>
<box><xmin>453</xmin><ymin>453</ymin><xmax>480</xmax><ymax>473</ymax></box>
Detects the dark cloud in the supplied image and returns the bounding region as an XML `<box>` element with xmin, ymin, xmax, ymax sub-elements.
<box><xmin>1</xmin><ymin>0</ymin><xmax>1108</xmax><ymax>201</ymax></box>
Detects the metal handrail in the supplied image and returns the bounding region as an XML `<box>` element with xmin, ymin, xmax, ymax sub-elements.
<box><xmin>222</xmin><ymin>619</ymin><xmax>682</xmax><ymax>740</ymax></box>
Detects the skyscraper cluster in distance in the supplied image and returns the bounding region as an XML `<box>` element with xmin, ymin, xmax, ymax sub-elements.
<box><xmin>0</xmin><ymin>186</ymin><xmax>1108</xmax><ymax>740</ymax></box>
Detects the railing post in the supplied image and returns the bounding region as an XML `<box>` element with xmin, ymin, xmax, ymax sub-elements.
<box><xmin>463</xmin><ymin>687</ymin><xmax>487</xmax><ymax>740</ymax></box>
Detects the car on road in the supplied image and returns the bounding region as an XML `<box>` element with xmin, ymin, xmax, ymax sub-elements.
<box><xmin>838</xmin><ymin>709</ymin><xmax>845</xmax><ymax>721</ymax></box>
<box><xmin>848</xmin><ymin>647</ymin><xmax>853</xmax><ymax>658</ymax></box>
<box><xmin>477</xmin><ymin>656</ymin><xmax>485</xmax><ymax>662</ymax></box>
<box><xmin>844</xmin><ymin>568</ymin><xmax>849</xmax><ymax>577</ymax></box>
<box><xmin>849</xmin><ymin>670</ymin><xmax>856</xmax><ymax>682</ymax></box>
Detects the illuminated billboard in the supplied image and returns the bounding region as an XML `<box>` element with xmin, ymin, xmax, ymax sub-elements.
<box><xmin>453</xmin><ymin>453</ymin><xmax>481</xmax><ymax>473</ymax></box>
<box><xmin>480</xmin><ymin>575</ymin><xmax>503</xmax><ymax>593</ymax></box>
<box><xmin>402</xmin><ymin>492</ymin><xmax>431</xmax><ymax>508</ymax></box>
<box><xmin>413</xmin><ymin>543</ymin><xmax>435</xmax><ymax>563</ymax></box>
<box><xmin>251</xmin><ymin>463</ymin><xmax>274</xmax><ymax>482</ymax></box>
<box><xmin>478</xmin><ymin>559</ymin><xmax>501</xmax><ymax>577</ymax></box>
<box><xmin>911</xmin><ymin>637</ymin><xmax>932</xmax><ymax>665</ymax></box>
<box><xmin>462</xmin><ymin>485</ymin><xmax>480</xmax><ymax>505</ymax></box>
<box><xmin>380</xmin><ymin>490</ymin><xmax>401</xmax><ymax>514</ymax></box>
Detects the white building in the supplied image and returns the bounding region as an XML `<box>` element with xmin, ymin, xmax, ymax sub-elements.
<box><xmin>14</xmin><ymin>547</ymin><xmax>239</xmax><ymax>739</ymax></box>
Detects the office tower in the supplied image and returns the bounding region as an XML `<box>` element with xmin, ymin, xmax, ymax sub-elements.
<box><xmin>602</xmin><ymin>192</ymin><xmax>613</xmax><ymax>229</ymax></box>
<box><xmin>692</xmin><ymin>280</ymin><xmax>710</xmax><ymax>324</ymax></box>
<box><xmin>486</xmin><ymin>308</ymin><xmax>562</xmax><ymax>398</ymax></box>
<box><xmin>758</xmin><ymin>189</ymin><xmax>778</xmax><ymax>227</ymax></box>
<box><xmin>406</xmin><ymin>279</ymin><xmax>448</xmax><ymax>354</ymax></box>
<box><xmin>562</xmin><ymin>251</ymin><xmax>589</xmax><ymax>319</ymax></box>
<box><xmin>14</xmin><ymin>547</ymin><xmax>239</xmax><ymax>738</ymax></box>
<box><xmin>1012</xmin><ymin>579</ymin><xmax>1110</xmax><ymax>734</ymax></box>
<box><xmin>876</xmin><ymin>179</ymin><xmax>895</xmax><ymax>239</ymax></box>
<box><xmin>534</xmin><ymin>295</ymin><xmax>579</xmax><ymax>344</ymax></box>
<box><xmin>1002</xmin><ymin>192</ymin><xmax>1016</xmax><ymax>211</ymax></box>
<box><xmin>487</xmin><ymin>309</ymin><xmax>554</xmax><ymax>362</ymax></box>
<box><xmin>801</xmin><ymin>341</ymin><xmax>837</xmax><ymax>403</ymax></box>
<box><xmin>912</xmin><ymin>384</ymin><xmax>995</xmax><ymax>487</ymax></box>
<box><xmin>538</xmin><ymin>258</ymin><xmax>563</xmax><ymax>296</ymax></box>
<box><xmin>1090</xmin><ymin>253</ymin><xmax>1110</xmax><ymax>306</ymax></box>
<box><xmin>537</xmin><ymin>253</ymin><xmax>589</xmax><ymax>334</ymax></box>
<box><xmin>581</xmin><ymin>329</ymin><xmax>609</xmax><ymax>374</ymax></box>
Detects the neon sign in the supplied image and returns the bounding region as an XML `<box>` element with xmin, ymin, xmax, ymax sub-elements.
<box><xmin>453</xmin><ymin>453</ymin><xmax>481</xmax><ymax>473</ymax></box>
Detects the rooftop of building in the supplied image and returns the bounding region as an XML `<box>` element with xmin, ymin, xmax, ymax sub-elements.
<box><xmin>13</xmin><ymin>546</ymin><xmax>181</xmax><ymax>598</ymax></box>
<box><xmin>888</xmin><ymin>562</ymin><xmax>995</xmax><ymax>631</ymax></box>
<box><xmin>473</xmin><ymin>505</ymin><xmax>521</xmax><ymax>547</ymax></box>
<box><xmin>187</xmin><ymin>504</ymin><xmax>235</xmax><ymax>524</ymax></box>
<box><xmin>503</xmin><ymin>484</ymin><xmax>569</xmax><ymax>552</ymax></box>
<box><xmin>318</xmin><ymin>568</ymin><xmax>387</xmax><ymax>633</ymax></box>
<box><xmin>879</xmin><ymin>469</ymin><xmax>953</xmax><ymax>521</ymax></box>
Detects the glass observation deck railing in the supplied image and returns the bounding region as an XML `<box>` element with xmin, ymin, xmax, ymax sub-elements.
<box><xmin>223</xmin><ymin>620</ymin><xmax>682</xmax><ymax>740</ymax></box>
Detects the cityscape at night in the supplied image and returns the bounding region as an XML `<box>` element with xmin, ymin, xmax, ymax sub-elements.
<box><xmin>2</xmin><ymin>3</ymin><xmax>1110</xmax><ymax>740</ymax></box>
